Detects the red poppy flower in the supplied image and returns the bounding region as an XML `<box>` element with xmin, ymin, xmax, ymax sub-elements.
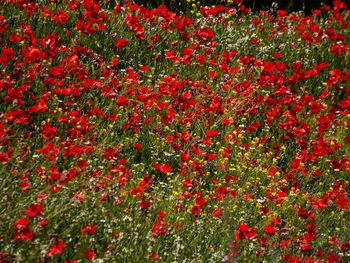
<box><xmin>9</xmin><ymin>33</ymin><xmax>21</xmax><ymax>42</ymax></box>
<box><xmin>52</xmin><ymin>10</ymin><xmax>69</xmax><ymax>25</ymax></box>
<box><xmin>83</xmin><ymin>250</ymin><xmax>95</xmax><ymax>260</ymax></box>
<box><xmin>115</xmin><ymin>39</ymin><xmax>128</xmax><ymax>49</ymax></box>
<box><xmin>47</xmin><ymin>241</ymin><xmax>66</xmax><ymax>257</ymax></box>
<box><xmin>140</xmin><ymin>200</ymin><xmax>151</xmax><ymax>209</ymax></box>
<box><xmin>181</xmin><ymin>153</ymin><xmax>191</xmax><ymax>161</ymax></box>
<box><xmin>273</xmin><ymin>53</ymin><xmax>282</xmax><ymax>59</ymax></box>
<box><xmin>250</xmin><ymin>38</ymin><xmax>259</xmax><ymax>45</ymax></box>
<box><xmin>191</xmin><ymin>206</ymin><xmax>201</xmax><ymax>215</ymax></box>
<box><xmin>42</xmin><ymin>123</ymin><xmax>57</xmax><ymax>140</ymax></box>
<box><xmin>206</xmin><ymin>153</ymin><xmax>218</xmax><ymax>160</ymax></box>
<box><xmin>133</xmin><ymin>143</ymin><xmax>142</xmax><ymax>150</ymax></box>
<box><xmin>152</xmin><ymin>220</ymin><xmax>168</xmax><ymax>235</ymax></box>
<box><xmin>81</xmin><ymin>224</ymin><xmax>97</xmax><ymax>235</ymax></box>
<box><xmin>140</xmin><ymin>65</ymin><xmax>148</xmax><ymax>72</ymax></box>
<box><xmin>0</xmin><ymin>46</ymin><xmax>15</xmax><ymax>66</ymax></box>
<box><xmin>206</xmin><ymin>130</ymin><xmax>220</xmax><ymax>137</ymax></box>
<box><xmin>0</xmin><ymin>152</ymin><xmax>10</xmax><ymax>164</ymax></box>
<box><xmin>195</xmin><ymin>197</ymin><xmax>208</xmax><ymax>207</ymax></box>
<box><xmin>277</xmin><ymin>10</ymin><xmax>287</xmax><ymax>17</ymax></box>
<box><xmin>211</xmin><ymin>209</ymin><xmax>223</xmax><ymax>217</ymax></box>
<box><xmin>264</xmin><ymin>225</ymin><xmax>277</xmax><ymax>236</ymax></box>
<box><xmin>14</xmin><ymin>218</ymin><xmax>30</xmax><ymax>230</ymax></box>
<box><xmin>116</xmin><ymin>95</ymin><xmax>129</xmax><ymax>106</ymax></box>
<box><xmin>150</xmin><ymin>252</ymin><xmax>159</xmax><ymax>261</ymax></box>
<box><xmin>19</xmin><ymin>181</ymin><xmax>31</xmax><ymax>192</ymax></box>
<box><xmin>157</xmin><ymin>211</ymin><xmax>167</xmax><ymax>218</ymax></box>
<box><xmin>153</xmin><ymin>163</ymin><xmax>172</xmax><ymax>174</ymax></box>
<box><xmin>38</xmin><ymin>219</ymin><xmax>49</xmax><ymax>227</ymax></box>
<box><xmin>26</xmin><ymin>204</ymin><xmax>44</xmax><ymax>217</ymax></box>
<box><xmin>235</xmin><ymin>224</ymin><xmax>257</xmax><ymax>241</ymax></box>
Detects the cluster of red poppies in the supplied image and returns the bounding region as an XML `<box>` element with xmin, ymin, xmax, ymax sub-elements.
<box><xmin>0</xmin><ymin>0</ymin><xmax>349</xmax><ymax>262</ymax></box>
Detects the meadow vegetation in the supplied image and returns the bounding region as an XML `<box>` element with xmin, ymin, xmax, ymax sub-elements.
<box><xmin>0</xmin><ymin>0</ymin><xmax>350</xmax><ymax>262</ymax></box>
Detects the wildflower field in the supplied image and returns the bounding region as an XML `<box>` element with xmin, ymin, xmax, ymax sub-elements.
<box><xmin>0</xmin><ymin>0</ymin><xmax>350</xmax><ymax>262</ymax></box>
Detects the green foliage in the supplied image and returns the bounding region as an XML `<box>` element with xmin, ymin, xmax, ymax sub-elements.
<box><xmin>0</xmin><ymin>0</ymin><xmax>349</xmax><ymax>262</ymax></box>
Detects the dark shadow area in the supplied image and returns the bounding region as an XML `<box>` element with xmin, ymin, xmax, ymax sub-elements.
<box><xmin>101</xmin><ymin>0</ymin><xmax>338</xmax><ymax>15</ymax></box>
<box><xmin>242</xmin><ymin>0</ymin><xmax>335</xmax><ymax>14</ymax></box>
